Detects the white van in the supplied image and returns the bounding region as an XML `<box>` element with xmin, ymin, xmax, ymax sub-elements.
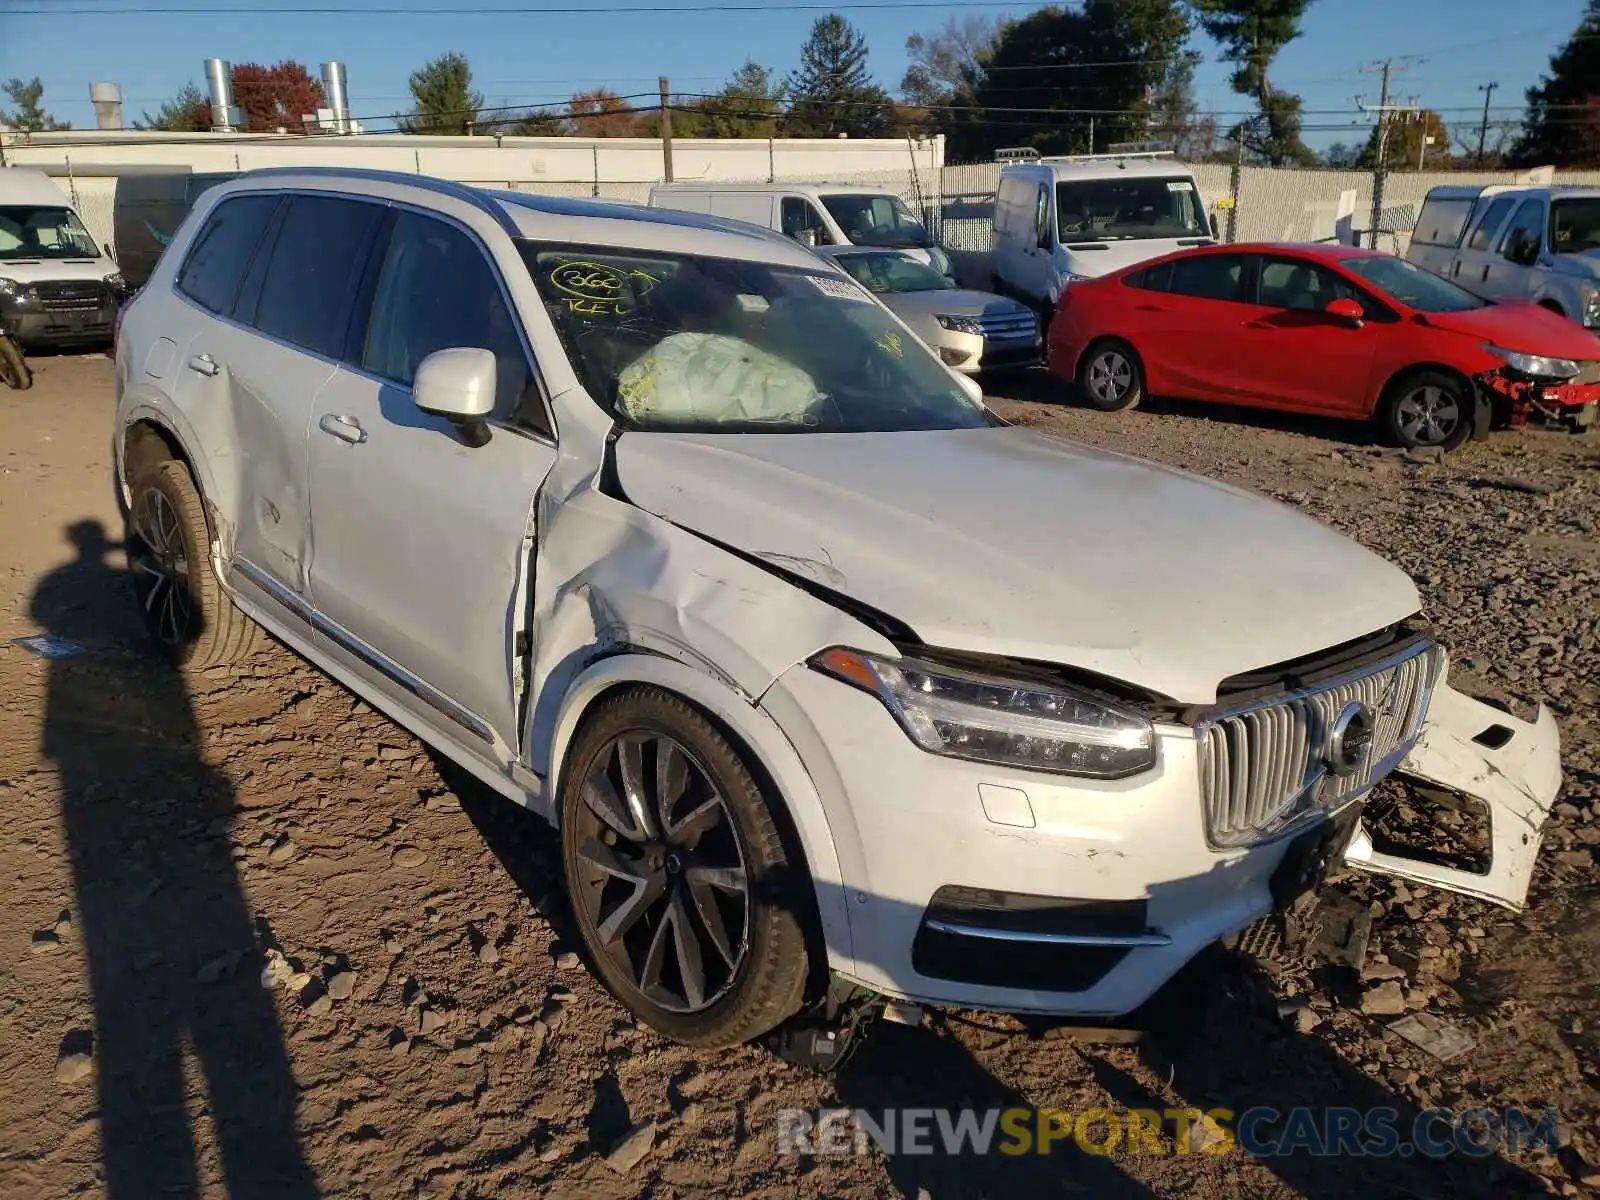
<box><xmin>648</xmin><ymin>182</ymin><xmax>952</xmax><ymax>276</ymax></box>
<box><xmin>0</xmin><ymin>167</ymin><xmax>126</xmax><ymax>349</ymax></box>
<box><xmin>1406</xmin><ymin>184</ymin><xmax>1600</xmax><ymax>328</ymax></box>
<box><xmin>992</xmin><ymin>154</ymin><xmax>1214</xmax><ymax>313</ymax></box>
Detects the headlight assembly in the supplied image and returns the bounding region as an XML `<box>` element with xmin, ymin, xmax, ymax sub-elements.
<box><xmin>1483</xmin><ymin>343</ymin><xmax>1581</xmax><ymax>379</ymax></box>
<box><xmin>935</xmin><ymin>314</ymin><xmax>984</xmax><ymax>335</ymax></box>
<box><xmin>811</xmin><ymin>648</ymin><xmax>1157</xmax><ymax>779</ymax></box>
<box><xmin>0</xmin><ymin>277</ymin><xmax>22</xmax><ymax>298</ymax></box>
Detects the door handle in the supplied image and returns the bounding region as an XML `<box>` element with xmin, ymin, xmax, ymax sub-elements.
<box><xmin>318</xmin><ymin>413</ymin><xmax>367</xmax><ymax>445</ymax></box>
<box><xmin>185</xmin><ymin>353</ymin><xmax>219</xmax><ymax>377</ymax></box>
<box><xmin>1136</xmin><ymin>303</ymin><xmax>1168</xmax><ymax>312</ymax></box>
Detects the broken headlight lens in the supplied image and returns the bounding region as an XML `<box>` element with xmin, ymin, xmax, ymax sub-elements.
<box><xmin>811</xmin><ymin>648</ymin><xmax>1156</xmax><ymax>779</ymax></box>
<box><xmin>935</xmin><ymin>314</ymin><xmax>984</xmax><ymax>335</ymax></box>
<box><xmin>1483</xmin><ymin>344</ymin><xmax>1581</xmax><ymax>379</ymax></box>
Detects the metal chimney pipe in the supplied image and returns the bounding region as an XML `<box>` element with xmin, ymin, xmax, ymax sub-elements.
<box><xmin>89</xmin><ymin>82</ymin><xmax>124</xmax><ymax>130</ymax></box>
<box><xmin>320</xmin><ymin>61</ymin><xmax>348</xmax><ymax>133</ymax></box>
<box><xmin>205</xmin><ymin>58</ymin><xmax>235</xmax><ymax>132</ymax></box>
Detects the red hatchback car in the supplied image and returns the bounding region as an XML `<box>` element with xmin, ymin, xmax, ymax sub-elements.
<box><xmin>1047</xmin><ymin>243</ymin><xmax>1600</xmax><ymax>451</ymax></box>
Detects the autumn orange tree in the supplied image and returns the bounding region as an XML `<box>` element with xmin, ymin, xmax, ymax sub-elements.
<box><xmin>229</xmin><ymin>62</ymin><xmax>326</xmax><ymax>132</ymax></box>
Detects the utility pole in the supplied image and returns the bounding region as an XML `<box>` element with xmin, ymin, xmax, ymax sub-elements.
<box><xmin>1476</xmin><ymin>81</ymin><xmax>1499</xmax><ymax>166</ymax></box>
<box><xmin>1358</xmin><ymin>59</ymin><xmax>1415</xmax><ymax>249</ymax></box>
<box><xmin>658</xmin><ymin>75</ymin><xmax>674</xmax><ymax>182</ymax></box>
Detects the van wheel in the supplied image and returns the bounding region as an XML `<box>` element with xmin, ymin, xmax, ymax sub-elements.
<box><xmin>560</xmin><ymin>687</ymin><xmax>810</xmax><ymax>1048</ymax></box>
<box><xmin>1381</xmin><ymin>371</ymin><xmax>1473</xmax><ymax>452</ymax></box>
<box><xmin>1077</xmin><ymin>338</ymin><xmax>1144</xmax><ymax>412</ymax></box>
<box><xmin>127</xmin><ymin>460</ymin><xmax>263</xmax><ymax>668</ymax></box>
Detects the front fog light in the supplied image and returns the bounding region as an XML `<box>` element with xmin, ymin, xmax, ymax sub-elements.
<box><xmin>812</xmin><ymin>648</ymin><xmax>1157</xmax><ymax>779</ymax></box>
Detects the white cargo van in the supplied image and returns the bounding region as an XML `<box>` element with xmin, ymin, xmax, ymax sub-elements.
<box><xmin>0</xmin><ymin>167</ymin><xmax>126</xmax><ymax>349</ymax></box>
<box><xmin>991</xmin><ymin>153</ymin><xmax>1214</xmax><ymax>313</ymax></box>
<box><xmin>648</xmin><ymin>182</ymin><xmax>953</xmax><ymax>276</ymax></box>
<box><xmin>1406</xmin><ymin>184</ymin><xmax>1600</xmax><ymax>329</ymax></box>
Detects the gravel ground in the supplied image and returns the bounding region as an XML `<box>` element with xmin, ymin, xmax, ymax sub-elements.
<box><xmin>1</xmin><ymin>355</ymin><xmax>1597</xmax><ymax>1199</ymax></box>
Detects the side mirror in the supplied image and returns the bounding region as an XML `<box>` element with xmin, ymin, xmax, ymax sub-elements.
<box><xmin>414</xmin><ymin>347</ymin><xmax>496</xmax><ymax>447</ymax></box>
<box><xmin>102</xmin><ymin>242</ymin><xmax>115</xmax><ymax>259</ymax></box>
<box><xmin>793</xmin><ymin>228</ymin><xmax>818</xmax><ymax>248</ymax></box>
<box><xmin>1512</xmin><ymin>233</ymin><xmax>1541</xmax><ymax>266</ymax></box>
<box><xmin>1324</xmin><ymin>297</ymin><xmax>1364</xmax><ymax>327</ymax></box>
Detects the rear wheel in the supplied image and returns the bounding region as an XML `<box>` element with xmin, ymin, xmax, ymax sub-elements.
<box><xmin>127</xmin><ymin>460</ymin><xmax>263</xmax><ymax>668</ymax></box>
<box><xmin>560</xmin><ymin>687</ymin><xmax>810</xmax><ymax>1048</ymax></box>
<box><xmin>1076</xmin><ymin>338</ymin><xmax>1144</xmax><ymax>412</ymax></box>
<box><xmin>0</xmin><ymin>335</ymin><xmax>31</xmax><ymax>391</ymax></box>
<box><xmin>1381</xmin><ymin>371</ymin><xmax>1473</xmax><ymax>452</ymax></box>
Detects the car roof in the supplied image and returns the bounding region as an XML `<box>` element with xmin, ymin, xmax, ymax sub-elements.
<box><xmin>649</xmin><ymin>181</ymin><xmax>903</xmax><ymax>196</ymax></box>
<box><xmin>1142</xmin><ymin>241</ymin><xmax>1390</xmax><ymax>264</ymax></box>
<box><xmin>1004</xmin><ymin>158</ymin><xmax>1194</xmax><ymax>181</ymax></box>
<box><xmin>225</xmin><ymin>168</ymin><xmax>830</xmax><ymax>269</ymax></box>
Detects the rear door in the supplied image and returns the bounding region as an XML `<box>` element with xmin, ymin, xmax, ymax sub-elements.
<box><xmin>1232</xmin><ymin>255</ymin><xmax>1380</xmax><ymax>416</ymax></box>
<box><xmin>1450</xmin><ymin>195</ymin><xmax>1516</xmax><ymax>294</ymax></box>
<box><xmin>1122</xmin><ymin>252</ymin><xmax>1251</xmax><ymax>400</ymax></box>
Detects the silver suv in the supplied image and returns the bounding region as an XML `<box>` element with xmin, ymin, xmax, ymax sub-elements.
<box><xmin>113</xmin><ymin>168</ymin><xmax>1562</xmax><ymax>1050</ymax></box>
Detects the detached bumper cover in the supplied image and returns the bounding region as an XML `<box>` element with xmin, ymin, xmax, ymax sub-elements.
<box><xmin>1343</xmin><ymin>681</ymin><xmax>1564</xmax><ymax>910</ymax></box>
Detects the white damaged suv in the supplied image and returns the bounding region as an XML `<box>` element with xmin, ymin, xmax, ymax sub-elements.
<box><xmin>114</xmin><ymin>169</ymin><xmax>1563</xmax><ymax>1048</ymax></box>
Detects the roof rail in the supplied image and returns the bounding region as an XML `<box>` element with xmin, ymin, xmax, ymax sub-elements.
<box><xmin>239</xmin><ymin>165</ymin><xmax>520</xmax><ymax>237</ymax></box>
<box><xmin>1039</xmin><ymin>151</ymin><xmax>1176</xmax><ymax>165</ymax></box>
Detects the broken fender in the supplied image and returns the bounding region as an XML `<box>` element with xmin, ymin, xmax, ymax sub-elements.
<box><xmin>1344</xmin><ymin>681</ymin><xmax>1563</xmax><ymax>911</ymax></box>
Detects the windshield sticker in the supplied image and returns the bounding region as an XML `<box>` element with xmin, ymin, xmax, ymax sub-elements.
<box><xmin>736</xmin><ymin>293</ymin><xmax>770</xmax><ymax>313</ymax></box>
<box><xmin>1167</xmin><ymin>181</ymin><xmax>1194</xmax><ymax>192</ymax></box>
<box><xmin>547</xmin><ymin>259</ymin><xmax>659</xmax><ymax>316</ymax></box>
<box><xmin>873</xmin><ymin>330</ymin><xmax>905</xmax><ymax>358</ymax></box>
<box><xmin>809</xmin><ymin>274</ymin><xmax>871</xmax><ymax>302</ymax></box>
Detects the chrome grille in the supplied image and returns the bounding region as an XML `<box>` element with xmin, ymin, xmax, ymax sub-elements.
<box><xmin>977</xmin><ymin>311</ymin><xmax>1039</xmax><ymax>343</ymax></box>
<box><xmin>1198</xmin><ymin>643</ymin><xmax>1443</xmax><ymax>848</ymax></box>
<box><xmin>33</xmin><ymin>281</ymin><xmax>107</xmax><ymax>312</ymax></box>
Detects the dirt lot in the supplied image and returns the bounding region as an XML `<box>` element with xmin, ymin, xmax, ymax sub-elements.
<box><xmin>1</xmin><ymin>354</ymin><xmax>1598</xmax><ymax>1199</ymax></box>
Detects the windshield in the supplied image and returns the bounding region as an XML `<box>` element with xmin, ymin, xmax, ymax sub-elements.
<box><xmin>1550</xmin><ymin>198</ymin><xmax>1600</xmax><ymax>254</ymax></box>
<box><xmin>1056</xmin><ymin>177</ymin><xmax>1207</xmax><ymax>245</ymax></box>
<box><xmin>522</xmin><ymin>243</ymin><xmax>986</xmax><ymax>434</ymax></box>
<box><xmin>0</xmin><ymin>205</ymin><xmax>100</xmax><ymax>261</ymax></box>
<box><xmin>1341</xmin><ymin>255</ymin><xmax>1488</xmax><ymax>313</ymax></box>
<box><xmin>819</xmin><ymin>193</ymin><xmax>930</xmax><ymax>249</ymax></box>
<box><xmin>834</xmin><ymin>252</ymin><xmax>951</xmax><ymax>294</ymax></box>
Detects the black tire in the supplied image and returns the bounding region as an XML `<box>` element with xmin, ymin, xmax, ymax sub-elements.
<box><xmin>0</xmin><ymin>335</ymin><xmax>31</xmax><ymax>391</ymax></box>
<box><xmin>1076</xmin><ymin>337</ymin><xmax>1144</xmax><ymax>412</ymax></box>
<box><xmin>559</xmin><ymin>687</ymin><xmax>810</xmax><ymax>1048</ymax></box>
<box><xmin>126</xmin><ymin>459</ymin><xmax>264</xmax><ymax>669</ymax></box>
<box><xmin>1380</xmin><ymin>370</ymin><xmax>1474</xmax><ymax>452</ymax></box>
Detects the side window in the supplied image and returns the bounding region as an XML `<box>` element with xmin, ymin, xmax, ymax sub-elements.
<box><xmin>1412</xmin><ymin>196</ymin><xmax>1474</xmax><ymax>248</ymax></box>
<box><xmin>1034</xmin><ymin>184</ymin><xmax>1051</xmax><ymax>247</ymax></box>
<box><xmin>175</xmin><ymin>194</ymin><xmax>279</xmax><ymax>315</ymax></box>
<box><xmin>1168</xmin><ymin>254</ymin><xmax>1246</xmax><ymax>303</ymax></box>
<box><xmin>781</xmin><ymin>197</ymin><xmax>831</xmax><ymax>244</ymax></box>
<box><xmin>1128</xmin><ymin>260</ymin><xmax>1173</xmax><ymax>293</ymax></box>
<box><xmin>1499</xmin><ymin>199</ymin><xmax>1545</xmax><ymax>261</ymax></box>
<box><xmin>252</xmin><ymin>195</ymin><xmax>385</xmax><ymax>358</ymax></box>
<box><xmin>1466</xmin><ymin>197</ymin><xmax>1514</xmax><ymax>252</ymax></box>
<box><xmin>1258</xmin><ymin>258</ymin><xmax>1358</xmax><ymax>312</ymax></box>
<box><xmin>361</xmin><ymin>211</ymin><xmax>540</xmax><ymax>431</ymax></box>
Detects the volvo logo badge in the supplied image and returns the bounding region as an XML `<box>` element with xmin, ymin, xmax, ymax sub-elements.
<box><xmin>1326</xmin><ymin>702</ymin><xmax>1374</xmax><ymax>777</ymax></box>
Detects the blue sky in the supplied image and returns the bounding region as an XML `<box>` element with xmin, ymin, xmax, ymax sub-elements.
<box><xmin>0</xmin><ymin>0</ymin><xmax>1589</xmax><ymax>154</ymax></box>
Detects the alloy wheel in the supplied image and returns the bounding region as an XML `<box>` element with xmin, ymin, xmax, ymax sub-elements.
<box><xmin>130</xmin><ymin>487</ymin><xmax>194</xmax><ymax>646</ymax></box>
<box><xmin>571</xmin><ymin>732</ymin><xmax>751</xmax><ymax>1014</ymax></box>
<box><xmin>1395</xmin><ymin>385</ymin><xmax>1462</xmax><ymax>446</ymax></box>
<box><xmin>1087</xmin><ymin>350</ymin><xmax>1133</xmax><ymax>403</ymax></box>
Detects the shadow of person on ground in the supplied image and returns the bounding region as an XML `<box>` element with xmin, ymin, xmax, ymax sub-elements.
<box><xmin>30</xmin><ymin>520</ymin><xmax>316</xmax><ymax>1199</ymax></box>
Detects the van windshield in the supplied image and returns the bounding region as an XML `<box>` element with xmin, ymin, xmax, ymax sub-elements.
<box><xmin>819</xmin><ymin>193</ymin><xmax>930</xmax><ymax>248</ymax></box>
<box><xmin>523</xmin><ymin>242</ymin><xmax>987</xmax><ymax>433</ymax></box>
<box><xmin>1056</xmin><ymin>177</ymin><xmax>1207</xmax><ymax>244</ymax></box>
<box><xmin>0</xmin><ymin>205</ymin><xmax>100</xmax><ymax>260</ymax></box>
<box><xmin>1550</xmin><ymin>198</ymin><xmax>1600</xmax><ymax>254</ymax></box>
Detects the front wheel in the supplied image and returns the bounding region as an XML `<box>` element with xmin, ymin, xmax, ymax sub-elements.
<box><xmin>1381</xmin><ymin>371</ymin><xmax>1473</xmax><ymax>452</ymax></box>
<box><xmin>0</xmin><ymin>335</ymin><xmax>31</xmax><ymax>390</ymax></box>
<box><xmin>560</xmin><ymin>687</ymin><xmax>811</xmax><ymax>1048</ymax></box>
<box><xmin>1076</xmin><ymin>338</ymin><xmax>1144</xmax><ymax>412</ymax></box>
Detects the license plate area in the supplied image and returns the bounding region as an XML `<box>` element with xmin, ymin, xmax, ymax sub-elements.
<box><xmin>1270</xmin><ymin>804</ymin><xmax>1363</xmax><ymax>911</ymax></box>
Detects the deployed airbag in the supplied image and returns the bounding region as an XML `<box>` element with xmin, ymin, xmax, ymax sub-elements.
<box><xmin>616</xmin><ymin>332</ymin><xmax>822</xmax><ymax>426</ymax></box>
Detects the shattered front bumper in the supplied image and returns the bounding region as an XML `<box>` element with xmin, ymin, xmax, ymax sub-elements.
<box><xmin>1476</xmin><ymin>370</ymin><xmax>1600</xmax><ymax>429</ymax></box>
<box><xmin>1345</xmin><ymin>681</ymin><xmax>1564</xmax><ymax>910</ymax></box>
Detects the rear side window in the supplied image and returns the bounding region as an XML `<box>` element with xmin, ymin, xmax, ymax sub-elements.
<box><xmin>1411</xmin><ymin>196</ymin><xmax>1476</xmax><ymax>248</ymax></box>
<box><xmin>1168</xmin><ymin>254</ymin><xmax>1246</xmax><ymax>302</ymax></box>
<box><xmin>252</xmin><ymin>195</ymin><xmax>386</xmax><ymax>358</ymax></box>
<box><xmin>1466</xmin><ymin>197</ymin><xmax>1515</xmax><ymax>251</ymax></box>
<box><xmin>175</xmin><ymin>194</ymin><xmax>279</xmax><ymax>315</ymax></box>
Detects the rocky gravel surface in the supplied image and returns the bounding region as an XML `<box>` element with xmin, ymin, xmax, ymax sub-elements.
<box><xmin>0</xmin><ymin>356</ymin><xmax>1597</xmax><ymax>1199</ymax></box>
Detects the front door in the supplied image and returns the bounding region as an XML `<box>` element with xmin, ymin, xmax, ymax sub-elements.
<box><xmin>1232</xmin><ymin>256</ymin><xmax>1379</xmax><ymax>416</ymax></box>
<box><xmin>306</xmin><ymin>208</ymin><xmax>558</xmax><ymax>761</ymax></box>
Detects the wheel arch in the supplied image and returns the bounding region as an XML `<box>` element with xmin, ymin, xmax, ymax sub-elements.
<box><xmin>542</xmin><ymin>652</ymin><xmax>856</xmax><ymax>987</ymax></box>
<box><xmin>1374</xmin><ymin>360</ymin><xmax>1478</xmax><ymax>418</ymax></box>
<box><xmin>1074</xmin><ymin>333</ymin><xmax>1144</xmax><ymax>384</ymax></box>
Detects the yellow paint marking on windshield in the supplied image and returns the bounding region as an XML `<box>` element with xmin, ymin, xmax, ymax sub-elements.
<box><xmin>874</xmin><ymin>331</ymin><xmax>904</xmax><ymax>358</ymax></box>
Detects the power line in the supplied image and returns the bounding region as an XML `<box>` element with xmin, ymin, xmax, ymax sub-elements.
<box><xmin>6</xmin><ymin>0</ymin><xmax>1037</xmax><ymax>12</ymax></box>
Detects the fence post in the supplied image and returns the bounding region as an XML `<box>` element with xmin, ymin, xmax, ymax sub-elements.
<box><xmin>592</xmin><ymin>145</ymin><xmax>600</xmax><ymax>198</ymax></box>
<box><xmin>1226</xmin><ymin>138</ymin><xmax>1242</xmax><ymax>244</ymax></box>
<box><xmin>1369</xmin><ymin>161</ymin><xmax>1387</xmax><ymax>251</ymax></box>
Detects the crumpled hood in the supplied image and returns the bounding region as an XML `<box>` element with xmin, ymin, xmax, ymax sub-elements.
<box><xmin>1422</xmin><ymin>301</ymin><xmax>1600</xmax><ymax>359</ymax></box>
<box><xmin>614</xmin><ymin>426</ymin><xmax>1420</xmax><ymax>704</ymax></box>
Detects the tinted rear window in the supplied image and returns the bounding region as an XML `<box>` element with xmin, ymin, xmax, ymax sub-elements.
<box><xmin>175</xmin><ymin>194</ymin><xmax>279</xmax><ymax>315</ymax></box>
<box><xmin>252</xmin><ymin>195</ymin><xmax>386</xmax><ymax>358</ymax></box>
